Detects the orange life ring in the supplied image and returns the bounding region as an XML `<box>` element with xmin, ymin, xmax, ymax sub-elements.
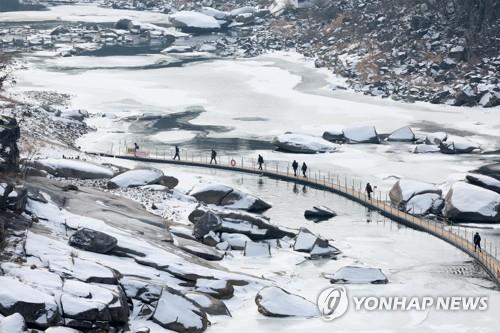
<box><xmin>230</xmin><ymin>159</ymin><xmax>236</xmax><ymax>167</ymax></box>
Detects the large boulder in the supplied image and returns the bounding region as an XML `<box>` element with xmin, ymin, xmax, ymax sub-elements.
<box><xmin>0</xmin><ymin>116</ymin><xmax>20</xmax><ymax>174</ymax></box>
<box><xmin>326</xmin><ymin>266</ymin><xmax>388</xmax><ymax>284</ymax></box>
<box><xmin>293</xmin><ymin>228</ymin><xmax>328</xmax><ymax>253</ymax></box>
<box><xmin>389</xmin><ymin>179</ymin><xmax>441</xmax><ymax>205</ymax></box>
<box><xmin>0</xmin><ymin>276</ymin><xmax>59</xmax><ymax>327</ymax></box>
<box><xmin>304</xmin><ymin>206</ymin><xmax>336</xmax><ymax>222</ymax></box>
<box><xmin>195</xmin><ymin>279</ymin><xmax>234</xmax><ymax>300</ymax></box>
<box><xmin>387</xmin><ymin>126</ymin><xmax>415</xmax><ymax>142</ymax></box>
<box><xmin>190</xmin><ymin>207</ymin><xmax>295</xmax><ymax>241</ymax></box>
<box><xmin>322</xmin><ymin>128</ymin><xmax>345</xmax><ymax>143</ymax></box>
<box><xmin>405</xmin><ymin>193</ymin><xmax>443</xmax><ymax>215</ymax></box>
<box><xmin>475</xmin><ymin>162</ymin><xmax>500</xmax><ymax>181</ymax></box>
<box><xmin>220</xmin><ymin>233</ymin><xmax>252</xmax><ymax>250</ymax></box>
<box><xmin>466</xmin><ymin>174</ymin><xmax>500</xmax><ymax>194</ymax></box>
<box><xmin>425</xmin><ymin>132</ymin><xmax>447</xmax><ymax>145</ymax></box>
<box><xmin>219</xmin><ymin>189</ymin><xmax>272</xmax><ymax>212</ymax></box>
<box><xmin>184</xmin><ymin>292</ymin><xmax>231</xmax><ymax>317</ymax></box>
<box><xmin>343</xmin><ymin>126</ymin><xmax>380</xmax><ymax>144</ymax></box>
<box><xmin>152</xmin><ymin>287</ymin><xmax>209</xmax><ymax>333</ymax></box>
<box><xmin>107</xmin><ymin>168</ymin><xmax>175</xmax><ymax>189</ymax></box>
<box><xmin>200</xmin><ymin>7</ymin><xmax>230</xmax><ymax>20</ymax></box>
<box><xmin>444</xmin><ymin>182</ymin><xmax>500</xmax><ymax>222</ymax></box>
<box><xmin>68</xmin><ymin>228</ymin><xmax>118</xmax><ymax>254</ymax></box>
<box><xmin>189</xmin><ymin>184</ymin><xmax>233</xmax><ymax>205</ymax></box>
<box><xmin>272</xmin><ymin>133</ymin><xmax>339</xmax><ymax>154</ymax></box>
<box><xmin>33</xmin><ymin>159</ymin><xmax>114</xmax><ymax>180</ymax></box>
<box><xmin>169</xmin><ymin>11</ymin><xmax>221</xmax><ymax>33</ymax></box>
<box><xmin>439</xmin><ymin>137</ymin><xmax>479</xmax><ymax>154</ymax></box>
<box><xmin>189</xmin><ymin>184</ymin><xmax>271</xmax><ymax>212</ymax></box>
<box><xmin>255</xmin><ymin>286</ymin><xmax>318</xmax><ymax>318</ymax></box>
<box><xmin>0</xmin><ymin>313</ymin><xmax>26</xmax><ymax>333</ymax></box>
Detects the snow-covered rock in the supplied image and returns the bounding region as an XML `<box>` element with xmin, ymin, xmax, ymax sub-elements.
<box><xmin>193</xmin><ymin>211</ymin><xmax>222</xmax><ymax>240</ymax></box>
<box><xmin>466</xmin><ymin>174</ymin><xmax>500</xmax><ymax>194</ymax></box>
<box><xmin>220</xmin><ymin>233</ymin><xmax>252</xmax><ymax>250</ymax></box>
<box><xmin>425</xmin><ymin>132</ymin><xmax>447</xmax><ymax>145</ymax></box>
<box><xmin>0</xmin><ymin>276</ymin><xmax>59</xmax><ymax>327</ymax></box>
<box><xmin>152</xmin><ymin>287</ymin><xmax>209</xmax><ymax>333</ymax></box>
<box><xmin>33</xmin><ymin>159</ymin><xmax>114</xmax><ymax>179</ymax></box>
<box><xmin>178</xmin><ymin>240</ymin><xmax>225</xmax><ymax>261</ymax></box>
<box><xmin>68</xmin><ymin>228</ymin><xmax>118</xmax><ymax>254</ymax></box>
<box><xmin>195</xmin><ymin>278</ymin><xmax>234</xmax><ymax>300</ymax></box>
<box><xmin>440</xmin><ymin>137</ymin><xmax>480</xmax><ymax>154</ymax></box>
<box><xmin>322</xmin><ymin>127</ymin><xmax>345</xmax><ymax>142</ymax></box>
<box><xmin>343</xmin><ymin>126</ymin><xmax>380</xmax><ymax>144</ymax></box>
<box><xmin>219</xmin><ymin>189</ymin><xmax>271</xmax><ymax>212</ymax></box>
<box><xmin>107</xmin><ymin>168</ymin><xmax>176</xmax><ymax>189</ymax></box>
<box><xmin>200</xmin><ymin>7</ymin><xmax>230</xmax><ymax>20</ymax></box>
<box><xmin>185</xmin><ymin>292</ymin><xmax>231</xmax><ymax>317</ymax></box>
<box><xmin>326</xmin><ymin>266</ymin><xmax>388</xmax><ymax>284</ymax></box>
<box><xmin>387</xmin><ymin>126</ymin><xmax>415</xmax><ymax>142</ymax></box>
<box><xmin>412</xmin><ymin>144</ymin><xmax>440</xmax><ymax>153</ymax></box>
<box><xmin>444</xmin><ymin>182</ymin><xmax>500</xmax><ymax>222</ymax></box>
<box><xmin>170</xmin><ymin>11</ymin><xmax>221</xmax><ymax>33</ymax></box>
<box><xmin>406</xmin><ymin>193</ymin><xmax>443</xmax><ymax>215</ymax></box>
<box><xmin>389</xmin><ymin>179</ymin><xmax>441</xmax><ymax>205</ymax></box>
<box><xmin>304</xmin><ymin>206</ymin><xmax>336</xmax><ymax>221</ymax></box>
<box><xmin>255</xmin><ymin>286</ymin><xmax>318</xmax><ymax>318</ymax></box>
<box><xmin>189</xmin><ymin>184</ymin><xmax>233</xmax><ymax>204</ymax></box>
<box><xmin>189</xmin><ymin>184</ymin><xmax>271</xmax><ymax>212</ymax></box>
<box><xmin>45</xmin><ymin>327</ymin><xmax>81</xmax><ymax>333</ymax></box>
<box><xmin>0</xmin><ymin>313</ymin><xmax>26</xmax><ymax>333</ymax></box>
<box><xmin>293</xmin><ymin>228</ymin><xmax>328</xmax><ymax>253</ymax></box>
<box><xmin>244</xmin><ymin>241</ymin><xmax>271</xmax><ymax>257</ymax></box>
<box><xmin>272</xmin><ymin>133</ymin><xmax>339</xmax><ymax>153</ymax></box>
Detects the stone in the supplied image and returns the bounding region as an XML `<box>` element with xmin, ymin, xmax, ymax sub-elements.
<box><xmin>255</xmin><ymin>286</ymin><xmax>318</xmax><ymax>318</ymax></box>
<box><xmin>68</xmin><ymin>228</ymin><xmax>118</xmax><ymax>254</ymax></box>
<box><xmin>444</xmin><ymin>182</ymin><xmax>500</xmax><ymax>222</ymax></box>
<box><xmin>0</xmin><ymin>116</ymin><xmax>20</xmax><ymax>174</ymax></box>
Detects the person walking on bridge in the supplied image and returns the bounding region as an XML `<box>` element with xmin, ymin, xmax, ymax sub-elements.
<box><xmin>365</xmin><ymin>182</ymin><xmax>373</xmax><ymax>200</ymax></box>
<box><xmin>173</xmin><ymin>145</ymin><xmax>180</xmax><ymax>160</ymax></box>
<box><xmin>473</xmin><ymin>232</ymin><xmax>482</xmax><ymax>252</ymax></box>
<box><xmin>301</xmin><ymin>162</ymin><xmax>308</xmax><ymax>177</ymax></box>
<box><xmin>257</xmin><ymin>154</ymin><xmax>264</xmax><ymax>171</ymax></box>
<box><xmin>292</xmin><ymin>160</ymin><xmax>299</xmax><ymax>176</ymax></box>
<box><xmin>133</xmin><ymin>142</ymin><xmax>139</xmax><ymax>157</ymax></box>
<box><xmin>210</xmin><ymin>149</ymin><xmax>217</xmax><ymax>165</ymax></box>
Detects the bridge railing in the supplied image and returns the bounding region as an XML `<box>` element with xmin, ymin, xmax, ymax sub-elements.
<box><xmin>100</xmin><ymin>143</ymin><xmax>500</xmax><ymax>284</ymax></box>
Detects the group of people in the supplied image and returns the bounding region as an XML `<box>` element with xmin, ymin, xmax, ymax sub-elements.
<box><xmin>291</xmin><ymin>160</ymin><xmax>308</xmax><ymax>177</ymax></box>
<box><xmin>172</xmin><ymin>145</ymin><xmax>218</xmax><ymax>164</ymax></box>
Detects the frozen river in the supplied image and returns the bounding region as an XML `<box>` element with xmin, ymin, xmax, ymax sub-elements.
<box><xmin>3</xmin><ymin>4</ymin><xmax>500</xmax><ymax>332</ymax></box>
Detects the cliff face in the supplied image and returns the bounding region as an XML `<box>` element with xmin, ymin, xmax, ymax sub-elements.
<box><xmin>0</xmin><ymin>116</ymin><xmax>20</xmax><ymax>175</ymax></box>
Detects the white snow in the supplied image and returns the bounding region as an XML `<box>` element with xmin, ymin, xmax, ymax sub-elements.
<box><xmin>45</xmin><ymin>327</ymin><xmax>81</xmax><ymax>333</ymax></box>
<box><xmin>392</xmin><ymin>179</ymin><xmax>439</xmax><ymax>202</ymax></box>
<box><xmin>467</xmin><ymin>174</ymin><xmax>500</xmax><ymax>189</ymax></box>
<box><xmin>189</xmin><ymin>183</ymin><xmax>233</xmax><ymax>197</ymax></box>
<box><xmin>169</xmin><ymin>11</ymin><xmax>221</xmax><ymax>30</ymax></box>
<box><xmin>413</xmin><ymin>144</ymin><xmax>440</xmax><ymax>153</ymax></box>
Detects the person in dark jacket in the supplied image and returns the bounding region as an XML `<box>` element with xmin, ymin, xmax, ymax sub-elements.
<box><xmin>292</xmin><ymin>160</ymin><xmax>299</xmax><ymax>176</ymax></box>
<box><xmin>257</xmin><ymin>154</ymin><xmax>264</xmax><ymax>170</ymax></box>
<box><xmin>474</xmin><ymin>232</ymin><xmax>482</xmax><ymax>252</ymax></box>
<box><xmin>173</xmin><ymin>145</ymin><xmax>180</xmax><ymax>160</ymax></box>
<box><xmin>365</xmin><ymin>182</ymin><xmax>373</xmax><ymax>200</ymax></box>
<box><xmin>210</xmin><ymin>149</ymin><xmax>217</xmax><ymax>164</ymax></box>
<box><xmin>133</xmin><ymin>142</ymin><xmax>139</xmax><ymax>156</ymax></box>
<box><xmin>301</xmin><ymin>162</ymin><xmax>308</xmax><ymax>177</ymax></box>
